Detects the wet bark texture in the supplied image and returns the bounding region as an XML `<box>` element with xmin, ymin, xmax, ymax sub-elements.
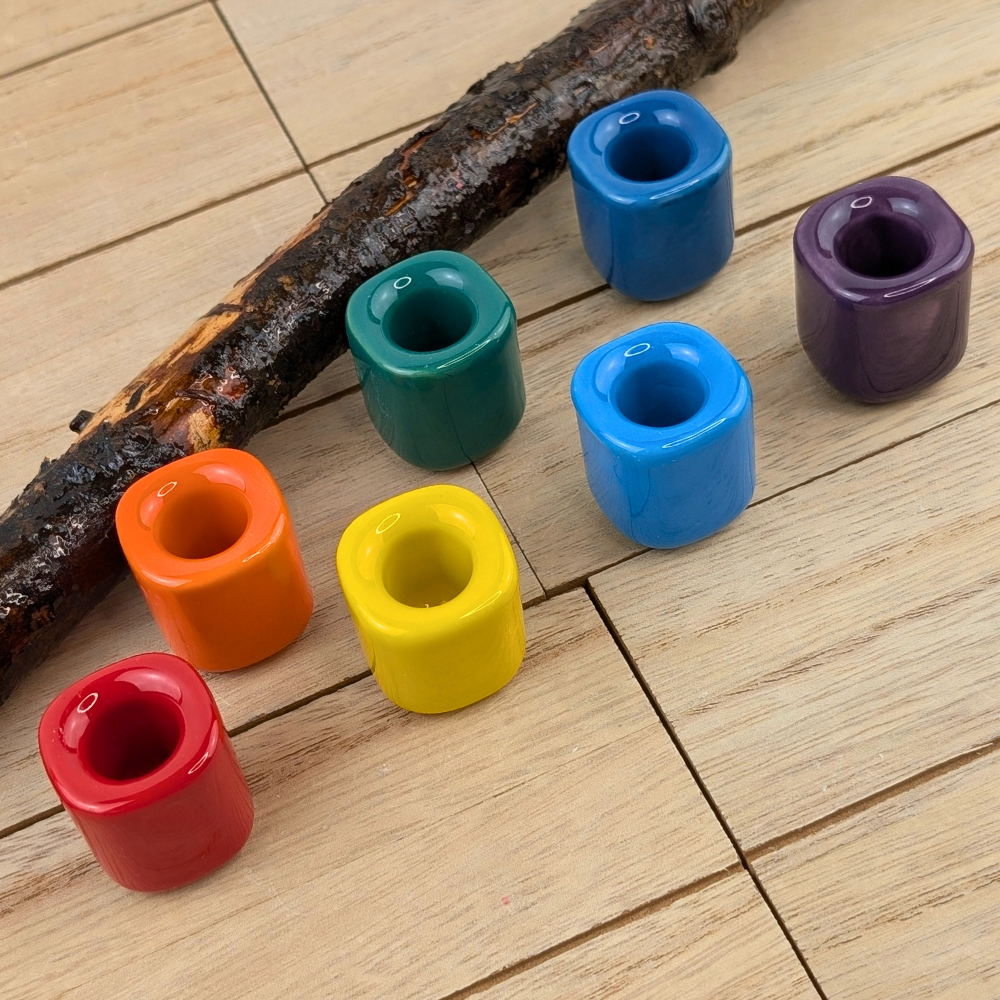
<box><xmin>0</xmin><ymin>0</ymin><xmax>782</xmax><ymax>704</ymax></box>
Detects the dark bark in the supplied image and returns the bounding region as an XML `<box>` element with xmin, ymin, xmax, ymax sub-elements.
<box><xmin>0</xmin><ymin>0</ymin><xmax>782</xmax><ymax>704</ymax></box>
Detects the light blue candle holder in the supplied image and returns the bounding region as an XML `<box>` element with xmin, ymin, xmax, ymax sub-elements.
<box><xmin>571</xmin><ymin>322</ymin><xmax>754</xmax><ymax>548</ymax></box>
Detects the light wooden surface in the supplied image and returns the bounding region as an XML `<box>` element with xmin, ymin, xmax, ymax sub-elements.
<box><xmin>474</xmin><ymin>18</ymin><xmax>1000</xmax><ymax>589</ymax></box>
<box><xmin>477</xmin><ymin>872</ymin><xmax>816</xmax><ymax>1000</ymax></box>
<box><xmin>216</xmin><ymin>0</ymin><xmax>588</xmax><ymax>163</ymax></box>
<box><xmin>592</xmin><ymin>399</ymin><xmax>1000</xmax><ymax>849</ymax></box>
<box><xmin>2</xmin><ymin>0</ymin><xmax>999</xmax><ymax>996</ymax></box>
<box><xmin>0</xmin><ymin>175</ymin><xmax>323</xmax><ymax>510</ymax></box>
<box><xmin>1</xmin><ymin>593</ymin><xmax>736</xmax><ymax>998</ymax></box>
<box><xmin>0</xmin><ymin>0</ymin><xmax>193</xmax><ymax>77</ymax></box>
<box><xmin>0</xmin><ymin>389</ymin><xmax>543</xmax><ymax>832</ymax></box>
<box><xmin>0</xmin><ymin>4</ymin><xmax>298</xmax><ymax>286</ymax></box>
<box><xmin>755</xmin><ymin>751</ymin><xmax>1000</xmax><ymax>999</ymax></box>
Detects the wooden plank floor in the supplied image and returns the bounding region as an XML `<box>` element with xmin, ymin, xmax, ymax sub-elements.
<box><xmin>2</xmin><ymin>1</ymin><xmax>999</xmax><ymax>996</ymax></box>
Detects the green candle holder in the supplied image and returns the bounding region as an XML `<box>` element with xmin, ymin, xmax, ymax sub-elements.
<box><xmin>346</xmin><ymin>250</ymin><xmax>525</xmax><ymax>470</ymax></box>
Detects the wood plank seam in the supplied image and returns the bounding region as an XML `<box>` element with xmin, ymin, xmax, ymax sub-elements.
<box><xmin>0</xmin><ymin>666</ymin><xmax>371</xmax><ymax>843</ymax></box>
<box><xmin>537</xmin><ymin>392</ymin><xmax>1000</xmax><ymax>611</ymax></box>
<box><xmin>273</xmin><ymin>381</ymin><xmax>364</xmax><ymax>426</ymax></box>
<box><xmin>471</xmin><ymin>457</ymin><xmax>547</xmax><ymax>600</ymax></box>
<box><xmin>734</xmin><ymin>116</ymin><xmax>1000</xmax><ymax>242</ymax></box>
<box><xmin>0</xmin><ymin>169</ymin><xmax>307</xmax><ymax>297</ymax></box>
<box><xmin>307</xmin><ymin>115</ymin><xmax>440</xmax><ymax>172</ymax></box>
<box><xmin>437</xmin><ymin>863</ymin><xmax>746</xmax><ymax>1000</ymax></box>
<box><xmin>0</xmin><ymin>0</ymin><xmax>209</xmax><ymax>84</ymax></box>
<box><xmin>209</xmin><ymin>1</ymin><xmax>326</xmax><ymax>203</ymax></box>
<box><xmin>746</xmin><ymin>734</ymin><xmax>1000</xmax><ymax>864</ymax></box>
<box><xmin>582</xmin><ymin>580</ymin><xmax>832</xmax><ymax>1000</ymax></box>
<box><xmin>0</xmin><ymin>804</ymin><xmax>62</xmax><ymax>843</ymax></box>
<box><xmin>278</xmin><ymin>119</ymin><xmax>1000</xmax><ymax>427</ymax></box>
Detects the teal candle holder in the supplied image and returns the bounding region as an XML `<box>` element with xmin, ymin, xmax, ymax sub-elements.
<box><xmin>346</xmin><ymin>250</ymin><xmax>526</xmax><ymax>470</ymax></box>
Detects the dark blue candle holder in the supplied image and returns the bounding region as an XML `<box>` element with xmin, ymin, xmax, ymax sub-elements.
<box><xmin>568</xmin><ymin>90</ymin><xmax>734</xmax><ymax>301</ymax></box>
<box><xmin>571</xmin><ymin>322</ymin><xmax>754</xmax><ymax>548</ymax></box>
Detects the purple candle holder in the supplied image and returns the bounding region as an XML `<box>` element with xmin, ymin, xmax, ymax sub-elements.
<box><xmin>794</xmin><ymin>176</ymin><xmax>973</xmax><ymax>402</ymax></box>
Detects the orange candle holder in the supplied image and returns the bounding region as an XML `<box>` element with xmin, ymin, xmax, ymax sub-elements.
<box><xmin>116</xmin><ymin>448</ymin><xmax>313</xmax><ymax>671</ymax></box>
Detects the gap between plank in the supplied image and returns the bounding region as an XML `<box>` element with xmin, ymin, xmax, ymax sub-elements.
<box><xmin>735</xmin><ymin>117</ymin><xmax>1000</xmax><ymax>240</ymax></box>
<box><xmin>0</xmin><ymin>669</ymin><xmax>372</xmax><ymax>842</ymax></box>
<box><xmin>0</xmin><ymin>169</ymin><xmax>306</xmax><ymax>295</ymax></box>
<box><xmin>583</xmin><ymin>581</ymin><xmax>831</xmax><ymax>1000</ymax></box>
<box><xmin>307</xmin><ymin>117</ymin><xmax>441</xmax><ymax>173</ymax></box>
<box><xmin>0</xmin><ymin>1</ymin><xmax>209</xmax><ymax>83</ymax></box>
<box><xmin>747</xmin><ymin>733</ymin><xmax>1000</xmax><ymax>862</ymax></box>
<box><xmin>471</xmin><ymin>456</ymin><xmax>547</xmax><ymax>598</ymax></box>
<box><xmin>210</xmin><ymin>2</ymin><xmax>326</xmax><ymax>204</ymax></box>
<box><xmin>438</xmin><ymin>863</ymin><xmax>744</xmax><ymax>1000</ymax></box>
<box><xmin>5</xmin><ymin>577</ymin><xmax>1000</xmax><ymax>993</ymax></box>
<box><xmin>6</xmin><ymin>86</ymin><xmax>1000</xmax><ymax>875</ymax></box>
<box><xmin>273</xmin><ymin>382</ymin><xmax>362</xmax><ymax>425</ymax></box>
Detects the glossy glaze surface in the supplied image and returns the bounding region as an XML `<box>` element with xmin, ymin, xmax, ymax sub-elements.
<box><xmin>38</xmin><ymin>652</ymin><xmax>253</xmax><ymax>891</ymax></box>
<box><xmin>794</xmin><ymin>175</ymin><xmax>974</xmax><ymax>402</ymax></box>
<box><xmin>572</xmin><ymin>322</ymin><xmax>754</xmax><ymax>547</ymax></box>
<box><xmin>336</xmin><ymin>485</ymin><xmax>524</xmax><ymax>713</ymax></box>
<box><xmin>116</xmin><ymin>448</ymin><xmax>313</xmax><ymax>671</ymax></box>
<box><xmin>568</xmin><ymin>89</ymin><xmax>734</xmax><ymax>301</ymax></box>
<box><xmin>346</xmin><ymin>250</ymin><xmax>525</xmax><ymax>470</ymax></box>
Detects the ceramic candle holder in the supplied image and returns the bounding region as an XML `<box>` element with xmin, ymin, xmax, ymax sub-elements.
<box><xmin>116</xmin><ymin>448</ymin><xmax>313</xmax><ymax>671</ymax></box>
<box><xmin>38</xmin><ymin>652</ymin><xmax>254</xmax><ymax>891</ymax></box>
<box><xmin>336</xmin><ymin>485</ymin><xmax>524</xmax><ymax>713</ymax></box>
<box><xmin>794</xmin><ymin>176</ymin><xmax>974</xmax><ymax>402</ymax></box>
<box><xmin>571</xmin><ymin>322</ymin><xmax>755</xmax><ymax>548</ymax></box>
<box><xmin>568</xmin><ymin>89</ymin><xmax>734</xmax><ymax>301</ymax></box>
<box><xmin>346</xmin><ymin>250</ymin><xmax>526</xmax><ymax>471</ymax></box>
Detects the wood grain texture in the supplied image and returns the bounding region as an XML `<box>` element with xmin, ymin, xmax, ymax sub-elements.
<box><xmin>217</xmin><ymin>0</ymin><xmax>591</xmax><ymax>164</ymax></box>
<box><xmin>0</xmin><ymin>387</ymin><xmax>542</xmax><ymax>833</ymax></box>
<box><xmin>592</xmin><ymin>400</ymin><xmax>1000</xmax><ymax>850</ymax></box>
<box><xmin>0</xmin><ymin>4</ymin><xmax>298</xmax><ymax>285</ymax></box>
<box><xmin>0</xmin><ymin>174</ymin><xmax>324</xmax><ymax>512</ymax></box>
<box><xmin>0</xmin><ymin>591</ymin><xmax>735</xmax><ymax>1000</ymax></box>
<box><xmin>477</xmin><ymin>872</ymin><xmax>816</xmax><ymax>1000</ymax></box>
<box><xmin>0</xmin><ymin>0</ymin><xmax>780</xmax><ymax>707</ymax></box>
<box><xmin>311</xmin><ymin>0</ymin><xmax>979</xmax><ymax>324</ymax></box>
<box><xmin>755</xmin><ymin>752</ymin><xmax>1000</xmax><ymax>999</ymax></box>
<box><xmin>0</xmin><ymin>0</ymin><xmax>194</xmax><ymax>76</ymax></box>
<box><xmin>477</xmin><ymin>124</ymin><xmax>1000</xmax><ymax>590</ymax></box>
<box><xmin>3</xmin><ymin>0</ymin><xmax>998</xmax><ymax>992</ymax></box>
<box><xmin>722</xmin><ymin>0</ymin><xmax>1000</xmax><ymax>229</ymax></box>
<box><xmin>304</xmin><ymin>0</ymin><xmax>934</xmax><ymax>411</ymax></box>
<box><xmin>466</xmin><ymin>0</ymin><xmax>1000</xmax><ymax>320</ymax></box>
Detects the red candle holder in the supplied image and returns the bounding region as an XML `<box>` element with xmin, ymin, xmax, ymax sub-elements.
<box><xmin>37</xmin><ymin>652</ymin><xmax>254</xmax><ymax>892</ymax></box>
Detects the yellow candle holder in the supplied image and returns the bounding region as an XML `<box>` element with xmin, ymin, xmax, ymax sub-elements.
<box><xmin>336</xmin><ymin>485</ymin><xmax>525</xmax><ymax>713</ymax></box>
